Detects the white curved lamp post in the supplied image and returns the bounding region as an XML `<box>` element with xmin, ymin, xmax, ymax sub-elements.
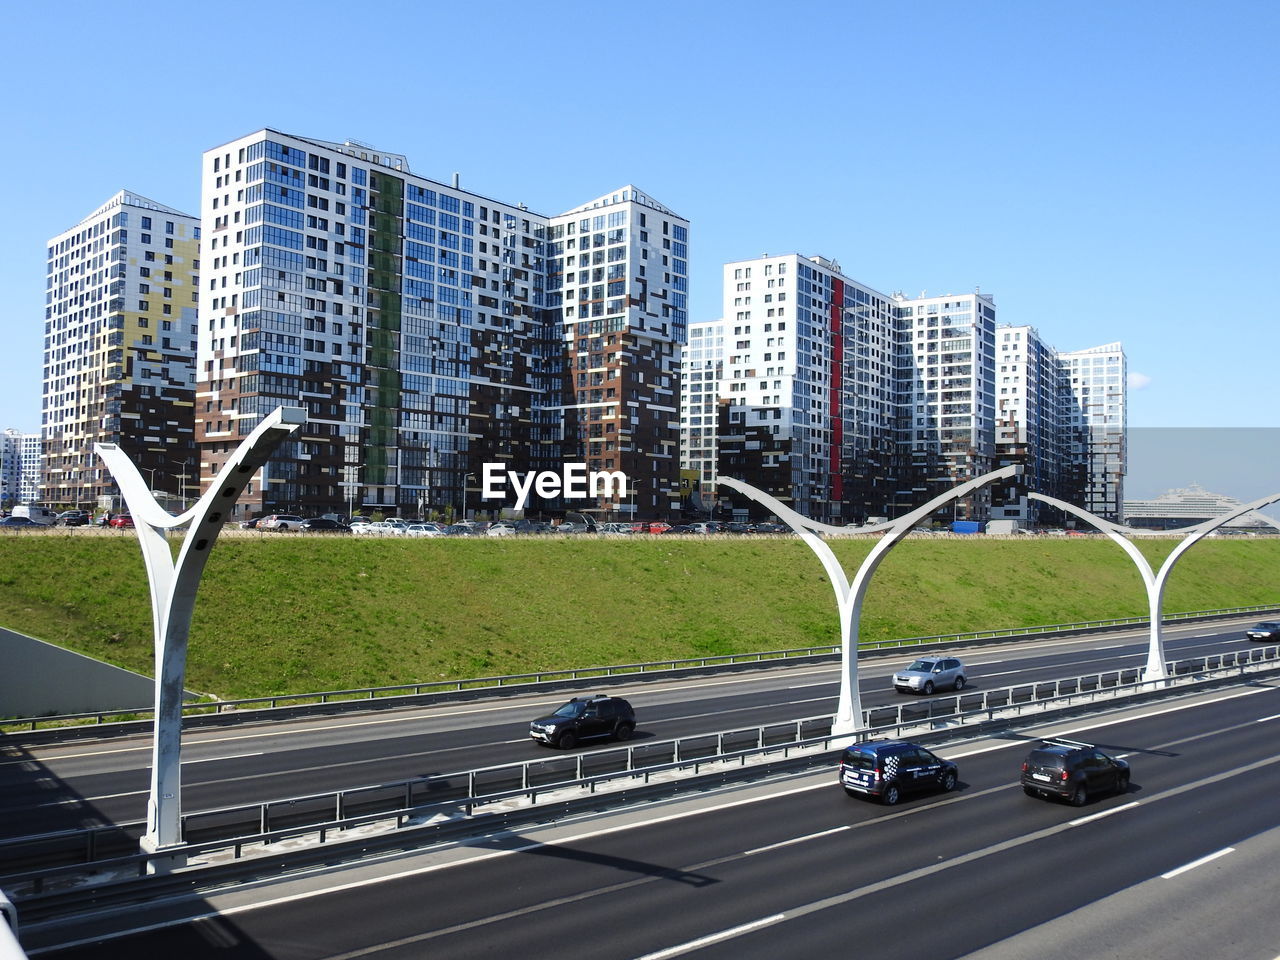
<box><xmin>1028</xmin><ymin>490</ymin><xmax>1280</xmax><ymax>682</ymax></box>
<box><xmin>95</xmin><ymin>406</ymin><xmax>305</xmax><ymax>857</ymax></box>
<box><xmin>720</xmin><ymin>466</ymin><xmax>1019</xmax><ymax>735</ymax></box>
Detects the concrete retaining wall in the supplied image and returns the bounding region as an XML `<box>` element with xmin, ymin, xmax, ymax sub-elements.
<box><xmin>0</xmin><ymin>628</ymin><xmax>155</xmax><ymax>718</ymax></box>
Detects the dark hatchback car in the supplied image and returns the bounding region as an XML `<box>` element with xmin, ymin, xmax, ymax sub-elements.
<box><xmin>1246</xmin><ymin>621</ymin><xmax>1280</xmax><ymax>642</ymax></box>
<box><xmin>1021</xmin><ymin>739</ymin><xmax>1130</xmax><ymax>806</ymax></box>
<box><xmin>0</xmin><ymin>516</ymin><xmax>39</xmax><ymax>528</ymax></box>
<box><xmin>529</xmin><ymin>695</ymin><xmax>637</xmax><ymax>749</ymax></box>
<box><xmin>839</xmin><ymin>740</ymin><xmax>958</xmax><ymax>806</ymax></box>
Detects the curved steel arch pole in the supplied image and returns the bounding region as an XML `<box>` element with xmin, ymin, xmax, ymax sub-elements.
<box><xmin>1029</xmin><ymin>490</ymin><xmax>1280</xmax><ymax>682</ymax></box>
<box><xmin>95</xmin><ymin>407</ymin><xmax>305</xmax><ymax>858</ymax></box>
<box><xmin>720</xmin><ymin>466</ymin><xmax>1019</xmax><ymax>736</ymax></box>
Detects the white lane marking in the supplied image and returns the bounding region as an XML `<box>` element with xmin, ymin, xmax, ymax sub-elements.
<box><xmin>744</xmin><ymin>826</ymin><xmax>850</xmax><ymax>856</ymax></box>
<box><xmin>1161</xmin><ymin>847</ymin><xmax>1234</xmax><ymax>879</ymax></box>
<box><xmin>634</xmin><ymin>915</ymin><xmax>788</xmax><ymax>960</ymax></box>
<box><xmin>182</xmin><ymin>752</ymin><xmax>264</xmax><ymax>765</ymax></box>
<box><xmin>1070</xmin><ymin>801</ymin><xmax>1139</xmax><ymax>826</ymax></box>
<box><xmin>23</xmin><ymin>789</ymin><xmax>146</xmax><ymax>808</ymax></box>
<box><xmin>1256</xmin><ymin>713</ymin><xmax>1280</xmax><ymax>723</ymax></box>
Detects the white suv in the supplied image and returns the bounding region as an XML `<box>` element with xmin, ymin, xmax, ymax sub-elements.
<box><xmin>892</xmin><ymin>656</ymin><xmax>968</xmax><ymax>695</ymax></box>
<box><xmin>261</xmin><ymin>515</ymin><xmax>304</xmax><ymax>532</ymax></box>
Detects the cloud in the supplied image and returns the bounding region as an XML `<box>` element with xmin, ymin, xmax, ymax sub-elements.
<box><xmin>1127</xmin><ymin>372</ymin><xmax>1152</xmax><ymax>390</ymax></box>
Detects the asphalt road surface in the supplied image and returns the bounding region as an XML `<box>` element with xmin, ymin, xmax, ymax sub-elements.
<box><xmin>22</xmin><ymin>678</ymin><xmax>1280</xmax><ymax>959</ymax></box>
<box><xmin>0</xmin><ymin>617</ymin><xmax>1269</xmax><ymax>841</ymax></box>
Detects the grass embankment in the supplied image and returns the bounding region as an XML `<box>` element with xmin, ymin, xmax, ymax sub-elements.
<box><xmin>0</xmin><ymin>535</ymin><xmax>1277</xmax><ymax>700</ymax></box>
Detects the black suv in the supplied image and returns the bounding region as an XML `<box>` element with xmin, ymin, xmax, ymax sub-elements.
<box><xmin>529</xmin><ymin>695</ymin><xmax>636</xmax><ymax>749</ymax></box>
<box><xmin>838</xmin><ymin>740</ymin><xmax>958</xmax><ymax>805</ymax></box>
<box><xmin>1021</xmin><ymin>739</ymin><xmax>1130</xmax><ymax>806</ymax></box>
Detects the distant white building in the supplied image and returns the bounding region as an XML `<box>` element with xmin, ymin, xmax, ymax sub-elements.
<box><xmin>679</xmin><ymin>319</ymin><xmax>725</xmax><ymax>497</ymax></box>
<box><xmin>1</xmin><ymin>429</ymin><xmax>41</xmax><ymax>507</ymax></box>
<box><xmin>1124</xmin><ymin>483</ymin><xmax>1273</xmax><ymax>530</ymax></box>
<box><xmin>1060</xmin><ymin>342</ymin><xmax>1126</xmax><ymax>521</ymax></box>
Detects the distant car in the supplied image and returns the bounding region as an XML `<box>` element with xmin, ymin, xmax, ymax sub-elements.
<box><xmin>299</xmin><ymin>518</ymin><xmax>349</xmax><ymax>533</ymax></box>
<box><xmin>0</xmin><ymin>516</ymin><xmax>40</xmax><ymax>528</ymax></box>
<box><xmin>515</xmin><ymin>519</ymin><xmax>553</xmax><ymax>535</ymax></box>
<box><xmin>645</xmin><ymin>522</ymin><xmax>671</xmax><ymax>535</ymax></box>
<box><xmin>839</xmin><ymin>740</ymin><xmax>958</xmax><ymax>805</ymax></box>
<box><xmin>108</xmin><ymin>515</ymin><xmax>135</xmax><ymax>528</ymax></box>
<box><xmin>597</xmin><ymin>522</ymin><xmax>632</xmax><ymax>535</ymax></box>
<box><xmin>1246</xmin><ymin>621</ymin><xmax>1280</xmax><ymax>641</ymax></box>
<box><xmin>56</xmin><ymin>510</ymin><xmax>91</xmax><ymax>527</ymax></box>
<box><xmin>663</xmin><ymin>524</ymin><xmax>697</xmax><ymax>534</ymax></box>
<box><xmin>893</xmin><ymin>656</ymin><xmax>967</xmax><ymax>695</ymax></box>
<box><xmin>486</xmin><ymin>521</ymin><xmax>516</xmax><ymax>537</ymax></box>
<box><xmin>260</xmin><ymin>515</ymin><xmax>304</xmax><ymax>532</ymax></box>
<box><xmin>405</xmin><ymin>523</ymin><xmax>444</xmax><ymax>538</ymax></box>
<box><xmin>241</xmin><ymin>516</ymin><xmax>264</xmax><ymax>529</ymax></box>
<box><xmin>529</xmin><ymin>695</ymin><xmax>637</xmax><ymax>749</ymax></box>
<box><xmin>443</xmin><ymin>524</ymin><xmax>478</xmax><ymax>536</ymax></box>
<box><xmin>1021</xmin><ymin>739</ymin><xmax>1130</xmax><ymax>806</ymax></box>
<box><xmin>754</xmin><ymin>522</ymin><xmax>788</xmax><ymax>534</ymax></box>
<box><xmin>724</xmin><ymin>522</ymin><xmax>755</xmax><ymax>535</ymax></box>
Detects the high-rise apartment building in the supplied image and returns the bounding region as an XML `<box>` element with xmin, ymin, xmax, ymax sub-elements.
<box><xmin>894</xmin><ymin>290</ymin><xmax>998</xmax><ymax>516</ymax></box>
<box><xmin>701</xmin><ymin>253</ymin><xmax>1121</xmax><ymax>525</ymax></box>
<box><xmin>679</xmin><ymin>319</ymin><xmax>725</xmax><ymax>499</ymax></box>
<box><xmin>197</xmin><ymin>130</ymin><xmax>686</xmax><ymax>521</ymax></box>
<box><xmin>548</xmin><ymin>189</ymin><xmax>689</xmax><ymax>519</ymax></box>
<box><xmin>1059</xmin><ymin>341</ymin><xmax>1126</xmax><ymax>520</ymax></box>
<box><xmin>42</xmin><ymin>191</ymin><xmax>200</xmax><ymax>508</ymax></box>
<box><xmin>710</xmin><ymin>254</ymin><xmax>898</xmax><ymax>523</ymax></box>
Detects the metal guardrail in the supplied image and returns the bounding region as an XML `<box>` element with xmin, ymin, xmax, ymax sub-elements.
<box><xmin>4</xmin><ymin>603</ymin><xmax>1277</xmax><ymax>734</ymax></box>
<box><xmin>7</xmin><ymin>640</ymin><xmax>1278</xmax><ymax>890</ymax></box>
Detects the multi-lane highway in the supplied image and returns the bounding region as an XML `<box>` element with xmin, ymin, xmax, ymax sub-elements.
<box><xmin>0</xmin><ymin>617</ymin><xmax>1268</xmax><ymax>841</ymax></box>
<box><xmin>20</xmin><ymin>667</ymin><xmax>1280</xmax><ymax>958</ymax></box>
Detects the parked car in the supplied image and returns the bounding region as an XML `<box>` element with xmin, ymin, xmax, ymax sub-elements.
<box><xmin>0</xmin><ymin>516</ymin><xmax>40</xmax><ymax>528</ymax></box>
<box><xmin>1021</xmin><ymin>738</ymin><xmax>1130</xmax><ymax>806</ymax></box>
<box><xmin>892</xmin><ymin>656</ymin><xmax>968</xmax><ymax>695</ymax></box>
<box><xmin>754</xmin><ymin>522</ymin><xmax>788</xmax><ymax>534</ymax></box>
<box><xmin>11</xmin><ymin>505</ymin><xmax>57</xmax><ymax>525</ymax></box>
<box><xmin>486</xmin><ymin>521</ymin><xmax>516</xmax><ymax>537</ymax></box>
<box><xmin>108</xmin><ymin>515</ymin><xmax>135</xmax><ymax>528</ymax></box>
<box><xmin>260</xmin><ymin>515</ymin><xmax>304</xmax><ymax>532</ymax></box>
<box><xmin>645</xmin><ymin>521</ymin><xmax>672</xmax><ymax>535</ymax></box>
<box><xmin>56</xmin><ymin>510</ymin><xmax>91</xmax><ymax>527</ymax></box>
<box><xmin>515</xmin><ymin>519</ymin><xmax>553</xmax><ymax>535</ymax></box>
<box><xmin>839</xmin><ymin>740</ymin><xmax>958</xmax><ymax>805</ymax></box>
<box><xmin>529</xmin><ymin>695</ymin><xmax>637</xmax><ymax>749</ymax></box>
<box><xmin>300</xmin><ymin>518</ymin><xmax>349</xmax><ymax>533</ymax></box>
<box><xmin>405</xmin><ymin>523</ymin><xmax>444</xmax><ymax>538</ymax></box>
<box><xmin>240</xmin><ymin>516</ymin><xmax>264</xmax><ymax>529</ymax></box>
<box><xmin>663</xmin><ymin>524</ymin><xmax>697</xmax><ymax>534</ymax></box>
<box><xmin>725</xmin><ymin>522</ymin><xmax>756</xmax><ymax>535</ymax></box>
<box><xmin>443</xmin><ymin>523</ymin><xmax>478</xmax><ymax>536</ymax></box>
<box><xmin>1245</xmin><ymin>621</ymin><xmax>1280</xmax><ymax>642</ymax></box>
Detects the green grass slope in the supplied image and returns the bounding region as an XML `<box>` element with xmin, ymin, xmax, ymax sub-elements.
<box><xmin>1</xmin><ymin>535</ymin><xmax>1277</xmax><ymax>700</ymax></box>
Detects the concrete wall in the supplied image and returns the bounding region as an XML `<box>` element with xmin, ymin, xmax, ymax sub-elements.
<box><xmin>0</xmin><ymin>627</ymin><xmax>156</xmax><ymax>718</ymax></box>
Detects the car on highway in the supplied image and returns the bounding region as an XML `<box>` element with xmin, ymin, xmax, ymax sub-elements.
<box><xmin>839</xmin><ymin>740</ymin><xmax>958</xmax><ymax>805</ymax></box>
<box><xmin>1245</xmin><ymin>621</ymin><xmax>1280</xmax><ymax>642</ymax></box>
<box><xmin>529</xmin><ymin>695</ymin><xmax>637</xmax><ymax>749</ymax></box>
<box><xmin>260</xmin><ymin>514</ymin><xmax>304</xmax><ymax>532</ymax></box>
<box><xmin>892</xmin><ymin>656</ymin><xmax>968</xmax><ymax>695</ymax></box>
<box><xmin>1020</xmin><ymin>739</ymin><xmax>1130</xmax><ymax>806</ymax></box>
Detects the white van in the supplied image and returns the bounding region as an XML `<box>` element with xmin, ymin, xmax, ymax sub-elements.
<box><xmin>12</xmin><ymin>504</ymin><xmax>57</xmax><ymax>525</ymax></box>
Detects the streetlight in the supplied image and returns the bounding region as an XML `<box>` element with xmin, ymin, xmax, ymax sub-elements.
<box><xmin>463</xmin><ymin>473</ymin><xmax>476</xmax><ymax>522</ymax></box>
<box><xmin>629</xmin><ymin>479</ymin><xmax>643</xmax><ymax>521</ymax></box>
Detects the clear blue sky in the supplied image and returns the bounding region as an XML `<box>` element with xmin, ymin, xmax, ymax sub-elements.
<box><xmin>3</xmin><ymin>0</ymin><xmax>1277</xmax><ymax>445</ymax></box>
